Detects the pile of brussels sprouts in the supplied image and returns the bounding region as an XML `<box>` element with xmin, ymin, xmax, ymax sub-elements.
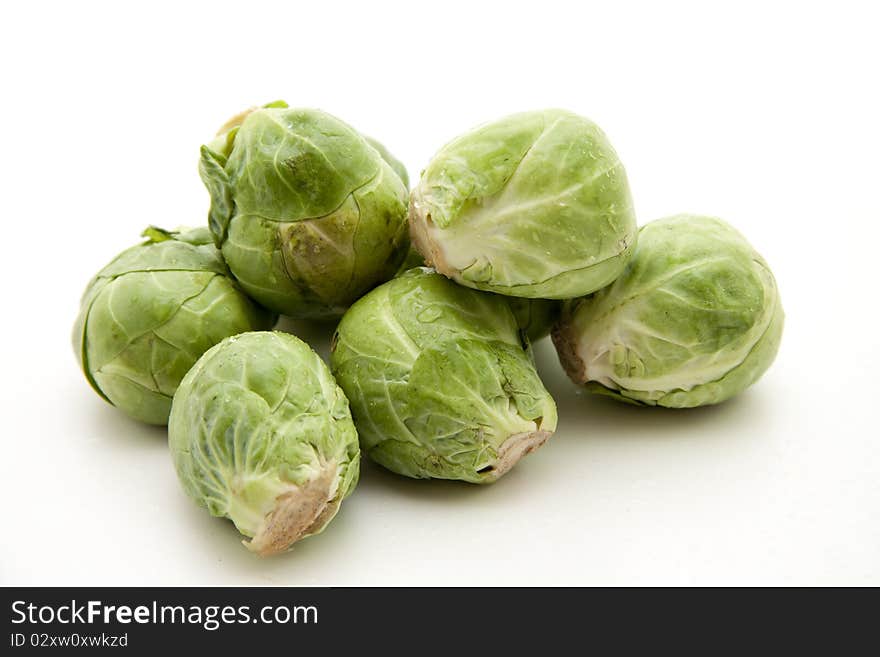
<box><xmin>74</xmin><ymin>102</ymin><xmax>783</xmax><ymax>555</ymax></box>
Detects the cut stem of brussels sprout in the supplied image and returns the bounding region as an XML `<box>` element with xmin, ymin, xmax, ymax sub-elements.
<box><xmin>243</xmin><ymin>462</ymin><xmax>339</xmax><ymax>557</ymax></box>
<box><xmin>408</xmin><ymin>208</ymin><xmax>446</xmax><ymax>273</ymax></box>
<box><xmin>552</xmin><ymin>325</ymin><xmax>587</xmax><ymax>383</ymax></box>
<box><xmin>486</xmin><ymin>429</ymin><xmax>553</xmax><ymax>481</ymax></box>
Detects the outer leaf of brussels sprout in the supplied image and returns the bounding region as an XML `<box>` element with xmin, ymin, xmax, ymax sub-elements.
<box><xmin>169</xmin><ymin>331</ymin><xmax>360</xmax><ymax>556</ymax></box>
<box><xmin>199</xmin><ymin>106</ymin><xmax>409</xmax><ymax>318</ymax></box>
<box><xmin>72</xmin><ymin>227</ymin><xmax>277</xmax><ymax>424</ymax></box>
<box><xmin>198</xmin><ymin>146</ymin><xmax>233</xmax><ymax>243</ymax></box>
<box><xmin>330</xmin><ymin>268</ymin><xmax>557</xmax><ymax>483</ymax></box>
<box><xmin>553</xmin><ymin>214</ymin><xmax>784</xmax><ymax>408</ymax></box>
<box><xmin>410</xmin><ymin>109</ymin><xmax>638</xmax><ymax>299</ymax></box>
<box><xmin>365</xmin><ymin>136</ymin><xmax>409</xmax><ymax>189</ymax></box>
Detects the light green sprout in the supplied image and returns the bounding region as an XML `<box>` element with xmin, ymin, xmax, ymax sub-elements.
<box><xmin>169</xmin><ymin>331</ymin><xmax>360</xmax><ymax>556</ymax></box>
<box><xmin>553</xmin><ymin>214</ymin><xmax>784</xmax><ymax>407</ymax></box>
<box><xmin>331</xmin><ymin>268</ymin><xmax>557</xmax><ymax>483</ymax></box>
<box><xmin>72</xmin><ymin>226</ymin><xmax>276</xmax><ymax>425</ymax></box>
<box><xmin>199</xmin><ymin>101</ymin><xmax>409</xmax><ymax>318</ymax></box>
<box><xmin>409</xmin><ymin>109</ymin><xmax>637</xmax><ymax>299</ymax></box>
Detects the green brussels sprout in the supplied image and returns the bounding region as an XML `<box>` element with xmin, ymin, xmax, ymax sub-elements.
<box><xmin>72</xmin><ymin>226</ymin><xmax>276</xmax><ymax>425</ymax></box>
<box><xmin>553</xmin><ymin>214</ymin><xmax>784</xmax><ymax>408</ymax></box>
<box><xmin>409</xmin><ymin>109</ymin><xmax>637</xmax><ymax>299</ymax></box>
<box><xmin>169</xmin><ymin>331</ymin><xmax>360</xmax><ymax>556</ymax></box>
<box><xmin>199</xmin><ymin>102</ymin><xmax>410</xmax><ymax>318</ymax></box>
<box><xmin>365</xmin><ymin>135</ymin><xmax>409</xmax><ymax>189</ymax></box>
<box><xmin>331</xmin><ymin>268</ymin><xmax>557</xmax><ymax>484</ymax></box>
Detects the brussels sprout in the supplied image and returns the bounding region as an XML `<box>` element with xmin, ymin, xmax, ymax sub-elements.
<box><xmin>199</xmin><ymin>102</ymin><xmax>410</xmax><ymax>318</ymax></box>
<box><xmin>330</xmin><ymin>268</ymin><xmax>557</xmax><ymax>483</ymax></box>
<box><xmin>553</xmin><ymin>215</ymin><xmax>784</xmax><ymax>408</ymax></box>
<box><xmin>365</xmin><ymin>136</ymin><xmax>409</xmax><ymax>189</ymax></box>
<box><xmin>409</xmin><ymin>109</ymin><xmax>637</xmax><ymax>299</ymax></box>
<box><xmin>169</xmin><ymin>331</ymin><xmax>360</xmax><ymax>556</ymax></box>
<box><xmin>72</xmin><ymin>226</ymin><xmax>276</xmax><ymax>425</ymax></box>
<box><xmin>508</xmin><ymin>297</ymin><xmax>562</xmax><ymax>342</ymax></box>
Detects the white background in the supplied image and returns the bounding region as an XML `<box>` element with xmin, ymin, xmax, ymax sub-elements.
<box><xmin>1</xmin><ymin>0</ymin><xmax>878</xmax><ymax>586</ymax></box>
